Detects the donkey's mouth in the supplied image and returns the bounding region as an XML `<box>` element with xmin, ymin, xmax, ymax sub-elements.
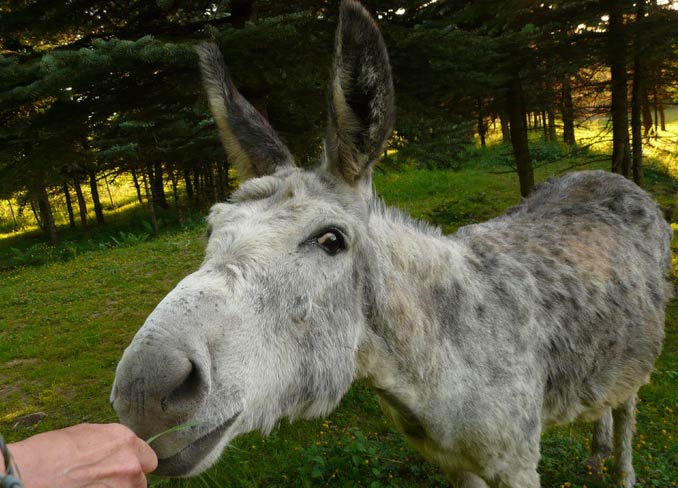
<box><xmin>154</xmin><ymin>411</ymin><xmax>242</xmax><ymax>477</ymax></box>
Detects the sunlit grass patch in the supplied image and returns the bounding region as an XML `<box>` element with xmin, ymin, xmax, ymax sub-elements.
<box><xmin>0</xmin><ymin>173</ymin><xmax>176</xmax><ymax>239</ymax></box>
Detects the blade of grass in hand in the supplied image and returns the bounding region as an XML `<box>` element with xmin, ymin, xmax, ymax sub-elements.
<box><xmin>147</xmin><ymin>421</ymin><xmax>201</xmax><ymax>445</ymax></box>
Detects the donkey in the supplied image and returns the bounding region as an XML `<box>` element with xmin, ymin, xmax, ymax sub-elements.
<box><xmin>111</xmin><ymin>1</ymin><xmax>673</xmax><ymax>486</ymax></box>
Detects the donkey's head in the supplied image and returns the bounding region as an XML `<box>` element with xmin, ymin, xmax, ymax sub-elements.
<box><xmin>111</xmin><ymin>0</ymin><xmax>394</xmax><ymax>477</ymax></box>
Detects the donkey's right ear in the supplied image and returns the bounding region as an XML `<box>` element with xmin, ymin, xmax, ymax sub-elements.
<box><xmin>324</xmin><ymin>0</ymin><xmax>395</xmax><ymax>189</ymax></box>
<box><xmin>195</xmin><ymin>42</ymin><xmax>294</xmax><ymax>180</ymax></box>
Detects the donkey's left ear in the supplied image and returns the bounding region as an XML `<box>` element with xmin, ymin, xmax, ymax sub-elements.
<box><xmin>196</xmin><ymin>42</ymin><xmax>294</xmax><ymax>181</ymax></box>
<box><xmin>324</xmin><ymin>0</ymin><xmax>395</xmax><ymax>188</ymax></box>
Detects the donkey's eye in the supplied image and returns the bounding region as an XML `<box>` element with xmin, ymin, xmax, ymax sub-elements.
<box><xmin>316</xmin><ymin>228</ymin><xmax>346</xmax><ymax>256</ymax></box>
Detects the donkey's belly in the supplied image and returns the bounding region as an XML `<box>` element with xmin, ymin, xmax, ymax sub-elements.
<box><xmin>542</xmin><ymin>357</ymin><xmax>655</xmax><ymax>427</ymax></box>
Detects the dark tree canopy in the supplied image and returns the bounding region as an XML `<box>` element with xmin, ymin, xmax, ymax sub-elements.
<box><xmin>1</xmin><ymin>0</ymin><xmax>678</xmax><ymax>241</ymax></box>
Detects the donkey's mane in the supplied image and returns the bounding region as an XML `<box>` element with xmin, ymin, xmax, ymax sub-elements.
<box><xmin>229</xmin><ymin>169</ymin><xmax>443</xmax><ymax>239</ymax></box>
<box><xmin>369</xmin><ymin>195</ymin><xmax>443</xmax><ymax>238</ymax></box>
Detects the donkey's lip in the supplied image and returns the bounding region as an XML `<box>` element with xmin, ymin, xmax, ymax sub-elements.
<box><xmin>154</xmin><ymin>411</ymin><xmax>242</xmax><ymax>477</ymax></box>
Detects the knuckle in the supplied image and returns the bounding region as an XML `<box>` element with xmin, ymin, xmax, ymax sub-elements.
<box><xmin>115</xmin><ymin>422</ymin><xmax>133</xmax><ymax>433</ymax></box>
<box><xmin>133</xmin><ymin>436</ymin><xmax>151</xmax><ymax>452</ymax></box>
<box><xmin>110</xmin><ymin>423</ymin><xmax>136</xmax><ymax>439</ymax></box>
<box><xmin>120</xmin><ymin>460</ymin><xmax>144</xmax><ymax>478</ymax></box>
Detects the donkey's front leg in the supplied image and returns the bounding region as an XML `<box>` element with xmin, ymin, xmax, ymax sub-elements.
<box><xmin>612</xmin><ymin>396</ymin><xmax>637</xmax><ymax>487</ymax></box>
<box><xmin>492</xmin><ymin>468</ymin><xmax>540</xmax><ymax>488</ymax></box>
<box><xmin>585</xmin><ymin>407</ymin><xmax>613</xmax><ymax>476</ymax></box>
<box><xmin>476</xmin><ymin>431</ymin><xmax>541</xmax><ymax>488</ymax></box>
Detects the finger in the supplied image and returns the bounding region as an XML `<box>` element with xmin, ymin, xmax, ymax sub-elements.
<box><xmin>132</xmin><ymin>472</ymin><xmax>149</xmax><ymax>488</ymax></box>
<box><xmin>134</xmin><ymin>438</ymin><xmax>159</xmax><ymax>474</ymax></box>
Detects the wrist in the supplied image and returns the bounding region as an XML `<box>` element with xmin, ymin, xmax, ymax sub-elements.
<box><xmin>5</xmin><ymin>442</ymin><xmax>21</xmax><ymax>477</ymax></box>
<box><xmin>1</xmin><ymin>440</ymin><xmax>23</xmax><ymax>485</ymax></box>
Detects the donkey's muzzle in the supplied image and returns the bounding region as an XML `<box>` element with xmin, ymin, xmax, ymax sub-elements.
<box><xmin>112</xmin><ymin>343</ymin><xmax>210</xmax><ymax>429</ymax></box>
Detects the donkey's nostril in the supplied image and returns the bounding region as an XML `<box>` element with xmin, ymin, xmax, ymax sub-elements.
<box><xmin>161</xmin><ymin>360</ymin><xmax>207</xmax><ymax>413</ymax></box>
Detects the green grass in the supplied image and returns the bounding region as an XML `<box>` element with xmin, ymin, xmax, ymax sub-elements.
<box><xmin>1</xmin><ymin>142</ymin><xmax>677</xmax><ymax>487</ymax></box>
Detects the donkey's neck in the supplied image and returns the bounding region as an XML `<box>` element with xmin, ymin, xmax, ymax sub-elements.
<box><xmin>356</xmin><ymin>203</ymin><xmax>474</xmax><ymax>391</ymax></box>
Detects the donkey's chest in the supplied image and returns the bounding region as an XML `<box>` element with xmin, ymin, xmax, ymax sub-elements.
<box><xmin>375</xmin><ymin>388</ymin><xmax>484</xmax><ymax>474</ymax></box>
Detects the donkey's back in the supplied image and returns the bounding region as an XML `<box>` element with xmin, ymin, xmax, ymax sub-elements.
<box><xmin>510</xmin><ymin>170</ymin><xmax>671</xmax><ymax>259</ymax></box>
<box><xmin>458</xmin><ymin>169</ymin><xmax>671</xmax><ymax>426</ymax></box>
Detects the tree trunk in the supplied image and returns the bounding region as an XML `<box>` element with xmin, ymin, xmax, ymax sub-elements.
<box><xmin>142</xmin><ymin>169</ymin><xmax>151</xmax><ymax>201</ymax></box>
<box><xmin>641</xmin><ymin>87</ymin><xmax>653</xmax><ymax>137</ymax></box>
<box><xmin>561</xmin><ymin>75</ymin><xmax>576</xmax><ymax>144</ymax></box>
<box><xmin>206</xmin><ymin>162</ymin><xmax>218</xmax><ymax>203</ymax></box>
<box><xmin>631</xmin><ymin>0</ymin><xmax>645</xmax><ymax>187</ymax></box>
<box><xmin>73</xmin><ymin>177</ymin><xmax>88</xmax><ymax>229</ymax></box>
<box><xmin>143</xmin><ymin>168</ymin><xmax>159</xmax><ymax>237</ymax></box>
<box><xmin>607</xmin><ymin>0</ymin><xmax>631</xmax><ymax>177</ymax></box>
<box><xmin>547</xmin><ymin>111</ymin><xmax>556</xmax><ymax>141</ymax></box>
<box><xmin>104</xmin><ymin>176</ymin><xmax>115</xmax><ymax>209</ymax></box>
<box><xmin>151</xmin><ymin>161</ymin><xmax>168</xmax><ymax>209</ymax></box>
<box><xmin>193</xmin><ymin>170</ymin><xmax>201</xmax><ymax>200</ymax></box>
<box><xmin>499</xmin><ymin>110</ymin><xmax>511</xmax><ymax>144</ymax></box>
<box><xmin>63</xmin><ymin>183</ymin><xmax>76</xmax><ymax>229</ymax></box>
<box><xmin>131</xmin><ymin>167</ymin><xmax>144</xmax><ymax>205</ymax></box>
<box><xmin>216</xmin><ymin>161</ymin><xmax>228</xmax><ymax>201</ymax></box>
<box><xmin>507</xmin><ymin>76</ymin><xmax>534</xmax><ymax>197</ymax></box>
<box><xmin>653</xmin><ymin>85</ymin><xmax>659</xmax><ymax>138</ymax></box>
<box><xmin>183</xmin><ymin>169</ymin><xmax>194</xmax><ymax>200</ymax></box>
<box><xmin>146</xmin><ymin>163</ymin><xmax>157</xmax><ymax>205</ymax></box>
<box><xmin>230</xmin><ymin>0</ymin><xmax>254</xmax><ymax>28</ymax></box>
<box><xmin>477</xmin><ymin>97</ymin><xmax>486</xmax><ymax>147</ymax></box>
<box><xmin>658</xmin><ymin>89</ymin><xmax>666</xmax><ymax>131</ymax></box>
<box><xmin>7</xmin><ymin>199</ymin><xmax>18</xmax><ymax>230</ymax></box>
<box><xmin>30</xmin><ymin>200</ymin><xmax>43</xmax><ymax>230</ymax></box>
<box><xmin>542</xmin><ymin>80</ymin><xmax>557</xmax><ymax>142</ymax></box>
<box><xmin>37</xmin><ymin>186</ymin><xmax>58</xmax><ymax>245</ymax></box>
<box><xmin>170</xmin><ymin>167</ymin><xmax>184</xmax><ymax>226</ymax></box>
<box><xmin>170</xmin><ymin>169</ymin><xmax>179</xmax><ymax>205</ymax></box>
<box><xmin>89</xmin><ymin>170</ymin><xmax>105</xmax><ymax>224</ymax></box>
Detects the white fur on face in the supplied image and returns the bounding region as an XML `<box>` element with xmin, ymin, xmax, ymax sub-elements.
<box><xmin>114</xmin><ymin>169</ymin><xmax>371</xmax><ymax>475</ymax></box>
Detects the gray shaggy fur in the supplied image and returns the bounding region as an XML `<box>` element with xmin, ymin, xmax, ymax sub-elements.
<box><xmin>112</xmin><ymin>2</ymin><xmax>672</xmax><ymax>487</ymax></box>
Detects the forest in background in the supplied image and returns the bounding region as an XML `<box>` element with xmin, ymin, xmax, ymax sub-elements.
<box><xmin>1</xmin><ymin>0</ymin><xmax>678</xmax><ymax>247</ymax></box>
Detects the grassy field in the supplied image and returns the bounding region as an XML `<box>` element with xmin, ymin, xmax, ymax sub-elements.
<box><xmin>1</xmin><ymin>142</ymin><xmax>677</xmax><ymax>487</ymax></box>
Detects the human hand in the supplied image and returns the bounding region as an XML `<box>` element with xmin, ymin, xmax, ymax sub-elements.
<box><xmin>8</xmin><ymin>423</ymin><xmax>157</xmax><ymax>488</ymax></box>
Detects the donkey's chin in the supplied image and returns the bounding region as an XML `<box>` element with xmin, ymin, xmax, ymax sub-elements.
<box><xmin>154</xmin><ymin>411</ymin><xmax>242</xmax><ymax>477</ymax></box>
